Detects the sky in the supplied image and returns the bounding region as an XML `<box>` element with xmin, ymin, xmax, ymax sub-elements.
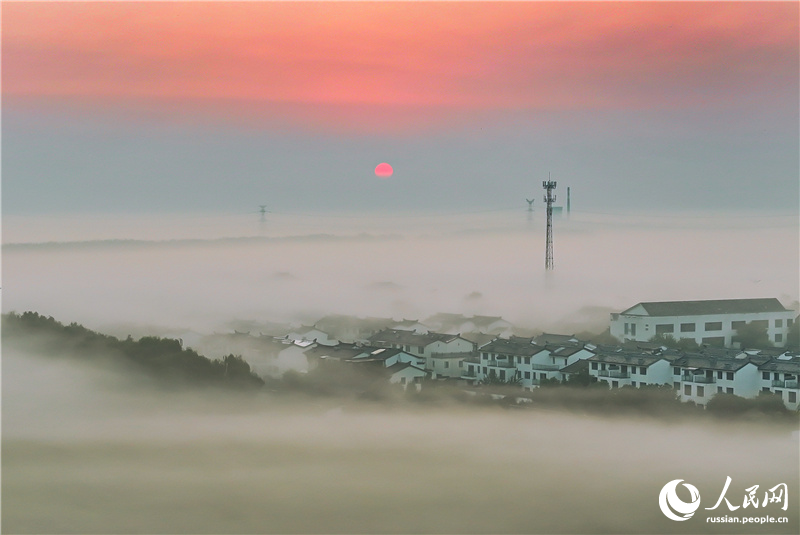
<box><xmin>2</xmin><ymin>1</ymin><xmax>799</xmax><ymax>215</ymax></box>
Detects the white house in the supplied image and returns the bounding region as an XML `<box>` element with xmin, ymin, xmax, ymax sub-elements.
<box><xmin>587</xmin><ymin>351</ymin><xmax>674</xmax><ymax>389</ymax></box>
<box><xmin>349</xmin><ymin>347</ymin><xmax>425</xmax><ymax>369</ymax></box>
<box><xmin>385</xmin><ymin>362</ymin><xmax>426</xmax><ymax>390</ymax></box>
<box><xmin>467</xmin><ymin>336</ymin><xmax>596</xmax><ymax>390</ymax></box>
<box><xmin>285</xmin><ymin>326</ymin><xmax>336</xmax><ymax>346</ymax></box>
<box><xmin>758</xmin><ymin>355</ymin><xmax>800</xmax><ymax>410</ymax></box>
<box><xmin>429</xmin><ymin>352</ymin><xmax>473</xmax><ymax>379</ymax></box>
<box><xmin>474</xmin><ymin>336</ymin><xmax>546</xmax><ymax>387</ymax></box>
<box><xmin>367</xmin><ymin>329</ymin><xmax>475</xmax><ymax>372</ymax></box>
<box><xmin>610</xmin><ymin>298</ymin><xmax>795</xmax><ymax>347</ymax></box>
<box><xmin>672</xmin><ymin>355</ymin><xmax>761</xmax><ymax>405</ymax></box>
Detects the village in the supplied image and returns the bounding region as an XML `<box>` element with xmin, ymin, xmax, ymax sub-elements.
<box><xmin>195</xmin><ymin>297</ymin><xmax>800</xmax><ymax>411</ymax></box>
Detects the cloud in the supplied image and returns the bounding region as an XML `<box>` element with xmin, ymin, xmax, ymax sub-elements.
<box><xmin>3</xmin><ymin>2</ymin><xmax>797</xmax><ymax>133</ymax></box>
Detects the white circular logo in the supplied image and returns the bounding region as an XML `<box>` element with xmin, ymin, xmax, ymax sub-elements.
<box><xmin>659</xmin><ymin>479</ymin><xmax>701</xmax><ymax>521</ymax></box>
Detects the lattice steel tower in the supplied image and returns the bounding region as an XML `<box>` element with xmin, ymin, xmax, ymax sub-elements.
<box><xmin>543</xmin><ymin>179</ymin><xmax>557</xmax><ymax>270</ymax></box>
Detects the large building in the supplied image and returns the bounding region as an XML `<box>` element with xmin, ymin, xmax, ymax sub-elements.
<box><xmin>610</xmin><ymin>298</ymin><xmax>795</xmax><ymax>348</ymax></box>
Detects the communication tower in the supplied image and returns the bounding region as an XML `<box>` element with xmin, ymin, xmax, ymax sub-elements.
<box><xmin>543</xmin><ymin>178</ymin><xmax>557</xmax><ymax>270</ymax></box>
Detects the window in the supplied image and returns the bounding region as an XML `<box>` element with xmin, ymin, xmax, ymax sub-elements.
<box><xmin>630</xmin><ymin>324</ymin><xmax>637</xmax><ymax>336</ymax></box>
<box><xmin>656</xmin><ymin>324</ymin><xmax>674</xmax><ymax>334</ymax></box>
<box><xmin>524</xmin><ymin>371</ymin><xmax>531</xmax><ymax>379</ymax></box>
<box><xmin>726</xmin><ymin>372</ymin><xmax>733</xmax><ymax>381</ymax></box>
<box><xmin>621</xmin><ymin>365</ymin><xmax>627</xmax><ymax>373</ymax></box>
<box><xmin>731</xmin><ymin>321</ymin><xmax>746</xmax><ymax>331</ymax></box>
<box><xmin>680</xmin><ymin>323</ymin><xmax>696</xmax><ymax>332</ymax></box>
<box><xmin>524</xmin><ymin>357</ymin><xmax>530</xmax><ymax>364</ymax></box>
<box><xmin>789</xmin><ymin>392</ymin><xmax>797</xmax><ymax>404</ymax></box>
<box><xmin>591</xmin><ymin>362</ymin><xmax>598</xmax><ymax>370</ymax></box>
<box><xmin>789</xmin><ymin>319</ymin><xmax>794</xmax><ymax>327</ymax></box>
<box><xmin>702</xmin><ymin>337</ymin><xmax>725</xmax><ymax>346</ymax></box>
<box><xmin>684</xmin><ymin>385</ymin><xmax>691</xmax><ymax>396</ymax></box>
<box><xmin>640</xmin><ymin>367</ymin><xmax>647</xmax><ymax>375</ymax></box>
<box><xmin>418</xmin><ymin>346</ymin><xmax>424</xmax><ymax>353</ymax></box>
<box><xmin>717</xmin><ymin>387</ymin><xmax>723</xmax><ymax>394</ymax></box>
<box><xmin>751</xmin><ymin>320</ymin><xmax>768</xmax><ymax>329</ymax></box>
<box><xmin>481</xmin><ymin>352</ymin><xmax>488</xmax><ymax>360</ymax></box>
<box><xmin>775</xmin><ymin>319</ymin><xmax>783</xmax><ymax>328</ymax></box>
<box><xmin>775</xmin><ymin>334</ymin><xmax>783</xmax><ymax>343</ymax></box>
<box><xmin>612</xmin><ymin>381</ymin><xmax>618</xmax><ymax>388</ymax></box>
<box><xmin>674</xmin><ymin>382</ymin><xmax>680</xmax><ymax>389</ymax></box>
<box><xmin>727</xmin><ymin>387</ymin><xmax>734</xmax><ymax>394</ymax></box>
<box><xmin>499</xmin><ymin>370</ymin><xmax>505</xmax><ymax>381</ymax></box>
<box><xmin>697</xmin><ymin>386</ymin><xmax>705</xmax><ymax>397</ymax></box>
<box><xmin>631</xmin><ymin>381</ymin><xmax>636</xmax><ymax>387</ymax></box>
<box><xmin>717</xmin><ymin>371</ymin><xmax>723</xmax><ymax>380</ymax></box>
<box><xmin>624</xmin><ymin>323</ymin><xmax>629</xmax><ymax>335</ymax></box>
<box><xmin>444</xmin><ymin>361</ymin><xmax>449</xmax><ymax>369</ymax></box>
<box><xmin>673</xmin><ymin>367</ymin><xmax>681</xmax><ymax>376</ymax></box>
<box><xmin>482</xmin><ymin>367</ymin><xmax>487</xmax><ymax>374</ymax></box>
<box><xmin>705</xmin><ymin>322</ymin><xmax>722</xmax><ymax>331</ymax></box>
<box><xmin>762</xmin><ymin>371</ymin><xmax>770</xmax><ymax>380</ymax></box>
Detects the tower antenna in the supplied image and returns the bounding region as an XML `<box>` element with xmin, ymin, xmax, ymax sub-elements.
<box><xmin>567</xmin><ymin>187</ymin><xmax>571</xmax><ymax>216</ymax></box>
<box><xmin>543</xmin><ymin>176</ymin><xmax>557</xmax><ymax>270</ymax></box>
<box><xmin>526</xmin><ymin>198</ymin><xmax>535</xmax><ymax>211</ymax></box>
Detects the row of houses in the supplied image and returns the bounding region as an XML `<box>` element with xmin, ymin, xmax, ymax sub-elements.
<box><xmin>587</xmin><ymin>344</ymin><xmax>799</xmax><ymax>409</ymax></box>
<box><xmin>201</xmin><ymin>326</ymin><xmax>798</xmax><ymax>411</ymax></box>
<box><xmin>194</xmin><ymin>298</ymin><xmax>798</xmax><ymax>409</ymax></box>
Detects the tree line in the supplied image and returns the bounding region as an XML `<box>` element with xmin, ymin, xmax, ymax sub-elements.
<box><xmin>2</xmin><ymin>311</ymin><xmax>264</xmax><ymax>389</ymax></box>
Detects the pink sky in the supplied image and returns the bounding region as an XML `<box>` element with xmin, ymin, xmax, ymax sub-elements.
<box><xmin>4</xmin><ymin>1</ymin><xmax>797</xmax><ymax>133</ymax></box>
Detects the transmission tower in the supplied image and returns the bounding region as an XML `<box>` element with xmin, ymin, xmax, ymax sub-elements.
<box><xmin>567</xmin><ymin>187</ymin><xmax>571</xmax><ymax>215</ymax></box>
<box><xmin>543</xmin><ymin>178</ymin><xmax>557</xmax><ymax>270</ymax></box>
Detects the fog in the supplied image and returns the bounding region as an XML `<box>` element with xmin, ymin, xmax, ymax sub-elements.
<box><xmin>3</xmin><ymin>210</ymin><xmax>797</xmax><ymax>337</ymax></box>
<box><xmin>2</xmin><ymin>210</ymin><xmax>799</xmax><ymax>533</ymax></box>
<box><xmin>3</xmin><ymin>348</ymin><xmax>798</xmax><ymax>534</ymax></box>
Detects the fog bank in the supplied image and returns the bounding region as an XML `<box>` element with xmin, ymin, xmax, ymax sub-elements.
<box><xmin>3</xmin><ymin>211</ymin><xmax>797</xmax><ymax>336</ymax></box>
<box><xmin>3</xmin><ymin>349</ymin><xmax>797</xmax><ymax>534</ymax></box>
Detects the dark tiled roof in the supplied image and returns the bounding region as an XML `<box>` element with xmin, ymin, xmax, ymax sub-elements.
<box><xmin>624</xmin><ymin>298</ymin><xmax>789</xmax><ymax>317</ymax></box>
<box><xmin>589</xmin><ymin>353</ymin><xmax>665</xmax><ymax>367</ymax></box>
<box><xmin>672</xmin><ymin>354</ymin><xmax>754</xmax><ymax>372</ymax></box>
<box><xmin>758</xmin><ymin>357</ymin><xmax>800</xmax><ymax>374</ymax></box>
<box><xmin>461</xmin><ymin>332</ymin><xmax>496</xmax><ymax>347</ymax></box>
<box><xmin>534</xmin><ymin>333</ymin><xmax>578</xmax><ymax>345</ymax></box>
<box><xmin>546</xmin><ymin>343</ymin><xmax>588</xmax><ymax>357</ymax></box>
<box><xmin>385</xmin><ymin>362</ymin><xmax>426</xmax><ymax>374</ymax></box>
<box><xmin>480</xmin><ymin>336</ymin><xmax>546</xmax><ymax>357</ymax></box>
<box><xmin>560</xmin><ymin>360</ymin><xmax>590</xmax><ymax>374</ymax></box>
<box><xmin>304</xmin><ymin>343</ymin><xmax>366</xmax><ymax>360</ymax></box>
<box><xmin>367</xmin><ymin>328</ymin><xmax>462</xmax><ymax>347</ymax></box>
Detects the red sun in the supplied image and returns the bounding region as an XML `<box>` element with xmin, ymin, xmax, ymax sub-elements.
<box><xmin>375</xmin><ymin>162</ymin><xmax>393</xmax><ymax>177</ymax></box>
